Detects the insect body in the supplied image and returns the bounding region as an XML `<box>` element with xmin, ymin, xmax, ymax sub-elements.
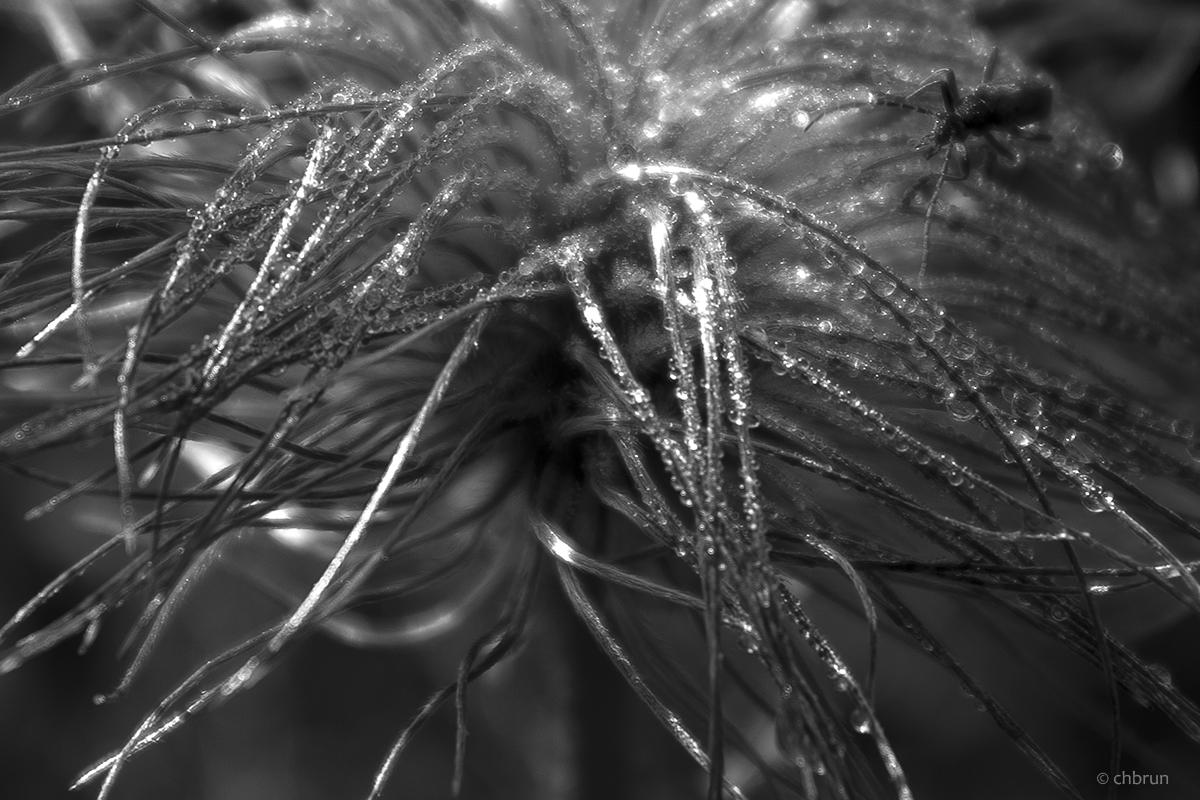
<box><xmin>807</xmin><ymin>49</ymin><xmax>1053</xmax><ymax>284</ymax></box>
<box><xmin>910</xmin><ymin>54</ymin><xmax>1052</xmax><ymax>167</ymax></box>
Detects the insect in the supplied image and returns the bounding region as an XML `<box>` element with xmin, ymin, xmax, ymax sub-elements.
<box><xmin>806</xmin><ymin>49</ymin><xmax>1053</xmax><ymax>284</ymax></box>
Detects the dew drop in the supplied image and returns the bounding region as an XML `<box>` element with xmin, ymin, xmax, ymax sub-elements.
<box><xmin>1100</xmin><ymin>142</ymin><xmax>1124</xmax><ymax>171</ymax></box>
<box><xmin>612</xmin><ymin>158</ymin><xmax>642</xmax><ymax>182</ymax></box>
<box><xmin>1082</xmin><ymin>491</ymin><xmax>1111</xmax><ymax>513</ymax></box>
<box><xmin>1148</xmin><ymin>663</ymin><xmax>1173</xmax><ymax>688</ymax></box>
<box><xmin>1009</xmin><ymin>427</ymin><xmax>1034</xmax><ymax>447</ymax></box>
<box><xmin>78</xmin><ymin>616</ymin><xmax>102</xmax><ymax>655</ymax></box>
<box><xmin>947</xmin><ymin>399</ymin><xmax>975</xmax><ymax>422</ymax></box>
<box><xmin>1170</xmin><ymin>418</ymin><xmax>1196</xmax><ymax>438</ymax></box>
<box><xmin>850</xmin><ymin>708</ymin><xmax>871</xmax><ymax>734</ymax></box>
<box><xmin>1011</xmin><ymin>393</ymin><xmax>1043</xmax><ymax>419</ymax></box>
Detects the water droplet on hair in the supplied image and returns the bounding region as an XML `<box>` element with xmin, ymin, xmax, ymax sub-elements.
<box><xmin>1009</xmin><ymin>427</ymin><xmax>1034</xmax><ymax>447</ymax></box>
<box><xmin>1148</xmin><ymin>663</ymin><xmax>1173</xmax><ymax>688</ymax></box>
<box><xmin>1081</xmin><ymin>491</ymin><xmax>1108</xmax><ymax>512</ymax></box>
<box><xmin>1099</xmin><ymin>142</ymin><xmax>1124</xmax><ymax>171</ymax></box>
<box><xmin>947</xmin><ymin>398</ymin><xmax>975</xmax><ymax>422</ymax></box>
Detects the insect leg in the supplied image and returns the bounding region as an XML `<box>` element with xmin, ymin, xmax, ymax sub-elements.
<box><xmin>982</xmin><ymin>46</ymin><xmax>1000</xmax><ymax>84</ymax></box>
<box><xmin>907</xmin><ymin>68</ymin><xmax>959</xmax><ymax>109</ymax></box>
<box><xmin>940</xmin><ymin>70</ymin><xmax>961</xmax><ymax>116</ymax></box>
<box><xmin>983</xmin><ymin>131</ymin><xmax>1017</xmax><ymax>164</ymax></box>
<box><xmin>872</xmin><ymin>92</ymin><xmax>937</xmax><ymax>117</ymax></box>
<box><xmin>947</xmin><ymin>142</ymin><xmax>970</xmax><ymax>181</ymax></box>
<box><xmin>900</xmin><ymin>174</ymin><xmax>932</xmax><ymax>209</ymax></box>
<box><xmin>918</xmin><ymin>146</ymin><xmax>955</xmax><ymax>287</ymax></box>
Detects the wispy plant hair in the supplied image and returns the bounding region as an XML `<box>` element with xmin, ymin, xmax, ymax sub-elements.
<box><xmin>2</xmin><ymin>0</ymin><xmax>1200</xmax><ymax>797</ymax></box>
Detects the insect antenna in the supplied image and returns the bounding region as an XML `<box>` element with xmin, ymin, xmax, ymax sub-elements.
<box><xmin>804</xmin><ymin>92</ymin><xmax>938</xmax><ymax>132</ymax></box>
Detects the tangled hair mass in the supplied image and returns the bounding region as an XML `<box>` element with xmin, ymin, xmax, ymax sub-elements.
<box><xmin>1</xmin><ymin>0</ymin><xmax>1199</xmax><ymax>798</ymax></box>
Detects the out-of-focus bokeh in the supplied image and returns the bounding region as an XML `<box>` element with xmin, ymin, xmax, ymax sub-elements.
<box><xmin>978</xmin><ymin>0</ymin><xmax>1200</xmax><ymax>212</ymax></box>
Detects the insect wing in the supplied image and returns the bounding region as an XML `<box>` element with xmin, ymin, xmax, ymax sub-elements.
<box><xmin>974</xmin><ymin>81</ymin><xmax>1053</xmax><ymax>128</ymax></box>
